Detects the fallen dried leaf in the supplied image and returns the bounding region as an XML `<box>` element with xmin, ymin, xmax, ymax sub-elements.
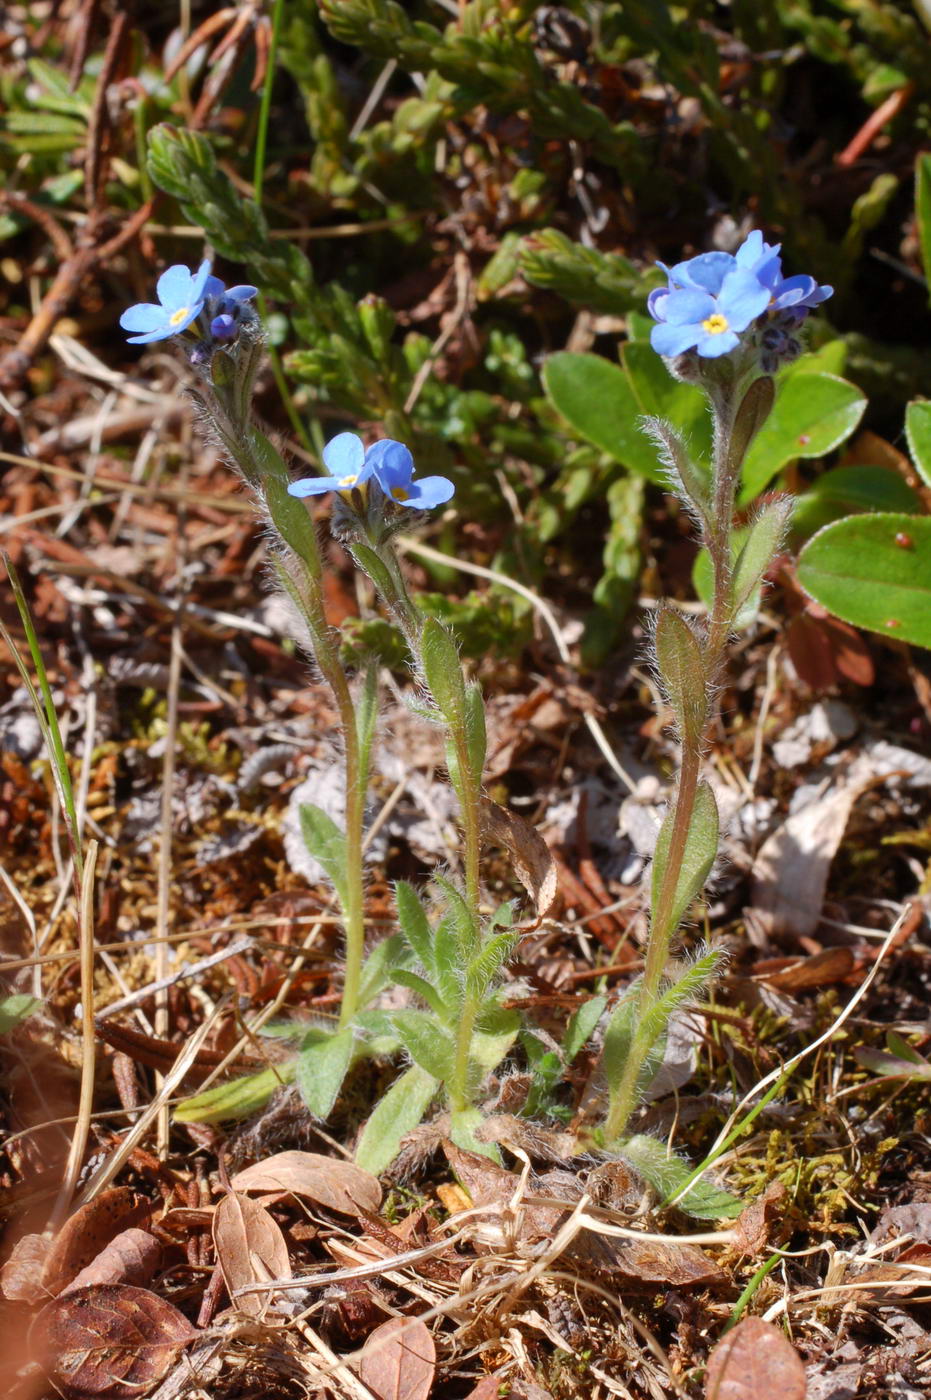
<box><xmin>356</xmin><ymin>1317</ymin><xmax>436</xmax><ymax>1400</ymax></box>
<box><xmin>230</xmin><ymin>1150</ymin><xmax>381</xmax><ymax>1216</ymax></box>
<box><xmin>733</xmin><ymin>1183</ymin><xmax>789</xmax><ymax>1256</ymax></box>
<box><xmin>705</xmin><ymin>1316</ymin><xmax>806</xmax><ymax>1400</ymax></box>
<box><xmin>62</xmin><ymin>1228</ymin><xmax>162</xmax><ymax>1295</ymax></box>
<box><xmin>752</xmin><ymin>947</ymin><xmax>855</xmax><ymax>991</ymax></box>
<box><xmin>41</xmin><ymin>1188</ymin><xmax>150</xmax><ymax>1296</ymax></box>
<box><xmin>33</xmin><ymin>1283</ymin><xmax>197</xmax><ymax>1399</ymax></box>
<box><xmin>1</xmin><ymin>1232</ymin><xmax>50</xmax><ymax>1302</ymax></box>
<box><xmin>212</xmin><ymin>1189</ymin><xmax>291</xmax><ymax>1318</ymax></box>
<box><xmin>481</xmin><ymin>798</ymin><xmax>558</xmax><ymax>920</ymax></box>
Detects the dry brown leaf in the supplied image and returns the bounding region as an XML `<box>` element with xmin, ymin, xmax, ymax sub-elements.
<box><xmin>230</xmin><ymin>1150</ymin><xmax>381</xmax><ymax>1216</ymax></box>
<box><xmin>751</xmin><ymin>947</ymin><xmax>855</xmax><ymax>991</ymax></box>
<box><xmin>733</xmin><ymin>1183</ymin><xmax>788</xmax><ymax>1257</ymax></box>
<box><xmin>61</xmin><ymin>1228</ymin><xmax>161</xmax><ymax>1295</ymax></box>
<box><xmin>212</xmin><ymin>1189</ymin><xmax>291</xmax><ymax>1318</ymax></box>
<box><xmin>480</xmin><ymin>798</ymin><xmax>558</xmax><ymax>920</ymax></box>
<box><xmin>1</xmin><ymin>1232</ymin><xmax>50</xmax><ymax>1302</ymax></box>
<box><xmin>705</xmin><ymin>1316</ymin><xmax>806</xmax><ymax>1400</ymax></box>
<box><xmin>32</xmin><ymin>1283</ymin><xmax>197</xmax><ymax>1400</ymax></box>
<box><xmin>567</xmin><ymin>1230</ymin><xmax>727</xmax><ymax>1289</ymax></box>
<box><xmin>356</xmin><ymin>1317</ymin><xmax>436</xmax><ymax>1400</ymax></box>
<box><xmin>41</xmin><ymin>1188</ymin><xmax>150</xmax><ymax>1296</ymax></box>
<box><xmin>750</xmin><ymin>778</ymin><xmax>876</xmax><ymax>937</ymax></box>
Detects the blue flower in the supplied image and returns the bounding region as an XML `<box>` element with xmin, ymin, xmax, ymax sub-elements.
<box><xmin>735</xmin><ymin>230</ymin><xmax>832</xmax><ymax>313</ymax></box>
<box><xmin>650</xmin><ymin>269</ymin><xmax>771</xmax><ymax>358</ymax></box>
<box><xmin>288</xmin><ymin>433</ymin><xmax>455</xmax><ymax>510</ymax></box>
<box><xmin>120</xmin><ymin>261</ymin><xmax>258</xmax><ymax>344</ymax></box>
<box><xmin>364</xmin><ymin>439</ymin><xmax>455</xmax><ymax>509</ymax></box>
<box><xmin>648</xmin><ymin>231</ymin><xmax>833</xmax><ymax>359</ymax></box>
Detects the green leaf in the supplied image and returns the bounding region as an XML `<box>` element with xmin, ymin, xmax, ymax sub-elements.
<box><xmin>621</xmin><ymin>1134</ymin><xmax>743</xmax><ymax>1220</ymax></box>
<box><xmin>265</xmin><ymin>474</ymin><xmax>323</xmax><ymax>568</ymax></box>
<box><xmin>355</xmin><ymin>1065</ymin><xmax>439</xmax><ymax>1174</ymax></box>
<box><xmin>391</xmin><ymin>1009</ymin><xmax>455</xmax><ymax>1082</ymax></box>
<box><xmin>174</xmin><ymin>1066</ymin><xmax>292</xmax><ymax>1124</ymax></box>
<box><xmin>357</xmin><ymin>933</ymin><xmax>412</xmax><ymax>1008</ymax></box>
<box><xmin>905</xmin><ymin>399</ymin><xmax>931</xmax><ymax>488</ymax></box>
<box><xmin>420</xmin><ymin>617</ymin><xmax>465</xmax><ymax>724</ymax></box>
<box><xmin>738</xmin><ymin>374</ymin><xmax>866</xmax><ymax>503</ymax></box>
<box><xmin>0</xmin><ymin>994</ymin><xmax>41</xmax><ymax>1034</ymax></box>
<box><xmin>603</xmin><ymin>982</ymin><xmax>666</xmax><ymax>1104</ymax></box>
<box><xmin>295</xmin><ymin>1029</ymin><xmax>355</xmax><ymax>1117</ymax></box>
<box><xmin>299</xmin><ymin>803</ymin><xmax>349</xmax><ymax>906</ymax></box>
<box><xmin>469</xmin><ymin>1006</ymin><xmax>521</xmax><ymax>1072</ymax></box>
<box><xmin>434</xmin><ymin>876</ymin><xmax>480</xmax><ymax>966</ymax></box>
<box><xmin>792</xmin><ymin>465</ymin><xmax>921</xmax><ymax>539</ymax></box>
<box><xmin>730</xmin><ymin>497</ymin><xmax>793</xmax><ymax>624</ymax></box>
<box><xmin>641</xmin><ymin>417</ymin><xmax>710</xmax><ymax>519</ymax></box>
<box><xmin>351</xmin><ymin>542</ymin><xmax>400</xmax><ymax>606</ymax></box>
<box><xmin>636</xmin><ymin>949</ymin><xmax>725</xmax><ymax>1064</ymax></box>
<box><xmin>463</xmin><ymin>681</ymin><xmax>487</xmax><ymax>784</ymax></box>
<box><xmin>432</xmin><ymin>913</ymin><xmax>464</xmax><ymax>1010</ymax></box>
<box><xmin>797</xmin><ymin>513</ymin><xmax>931</xmax><ymax>650</ymax></box>
<box><xmin>391</xmin><ymin>968</ymin><xmax>449</xmax><ymax>1021</ymax></box>
<box><xmin>727</xmin><ymin>377</ymin><xmax>774</xmax><ymax>475</ymax></box>
<box><xmin>563</xmin><ymin>994</ymin><xmax>607</xmax><ymax>1065</ymax></box>
<box><xmin>450</xmin><ymin>1106</ymin><xmax>499</xmax><ymax>1160</ymax></box>
<box><xmin>394</xmin><ymin>880</ymin><xmax>436</xmax><ymax>974</ymax></box>
<box><xmin>650</xmin><ymin>781</ymin><xmax>719</xmax><ymax>938</ymax></box>
<box><xmin>653</xmin><ymin>607</ymin><xmax>707</xmax><ymax>745</ymax></box>
<box><xmin>465</xmin><ymin>929</ymin><xmax>519</xmax><ymax>1001</ymax></box>
<box><xmin>621</xmin><ymin>342</ymin><xmax>713</xmax><ymax>469</ymax></box>
<box><xmin>542</xmin><ymin>352</ymin><xmax>665</xmax><ymax>482</ymax></box>
<box><xmin>356</xmin><ymin>663</ymin><xmax>380</xmax><ymax>780</ymax></box>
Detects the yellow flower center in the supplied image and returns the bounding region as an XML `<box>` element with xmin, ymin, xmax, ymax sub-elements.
<box><xmin>701</xmin><ymin>313</ymin><xmax>729</xmax><ymax>335</ymax></box>
<box><xmin>338</xmin><ymin>474</ymin><xmax>358</xmax><ymax>488</ymax></box>
<box><xmin>169</xmin><ymin>306</ymin><xmax>191</xmax><ymax>326</ymax></box>
<box><xmin>391</xmin><ymin>486</ymin><xmax>410</xmax><ymax>502</ymax></box>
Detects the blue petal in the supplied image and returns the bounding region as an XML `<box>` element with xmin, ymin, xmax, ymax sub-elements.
<box><xmin>210</xmin><ymin>314</ymin><xmax>238</xmax><ymax>341</ymax></box>
<box><xmin>401</xmin><ymin>476</ymin><xmax>455</xmax><ymax>509</ymax></box>
<box><xmin>156</xmin><ymin>263</ymin><xmax>196</xmax><ymax>310</ymax></box>
<box><xmin>288</xmin><ymin>476</ymin><xmax>340</xmax><ymax>498</ymax></box>
<box><xmin>667</xmin><ymin>251</ymin><xmax>735</xmax><ymax>294</ymax></box>
<box><xmin>322</xmin><ymin>433</ymin><xmax>365</xmax><ymax>478</ymax></box>
<box><xmin>224</xmin><ymin>284</ymin><xmax>258</xmax><ymax>303</ymax></box>
<box><xmin>204</xmin><ymin>275</ymin><xmax>226</xmax><ymax>299</ymax></box>
<box><xmin>662</xmin><ymin>288</ymin><xmax>715</xmax><ymax>325</ymax></box>
<box><xmin>716</xmin><ymin>269</ymin><xmax>770</xmax><ymax>330</ymax></box>
<box><xmin>125</xmin><ymin>324</ymin><xmax>181</xmax><ymax>345</ymax></box>
<box><xmin>190</xmin><ymin>259</ymin><xmax>215</xmax><ymax>301</ymax></box>
<box><xmin>695</xmin><ymin>328</ymin><xmax>739</xmax><ymax>357</ymax></box>
<box><xmin>734</xmin><ymin>230</ymin><xmax>765</xmax><ymax>267</ymax></box>
<box><xmin>366</xmin><ymin>439</ymin><xmax>415</xmax><ymax>492</ymax></box>
<box><xmin>651</xmin><ymin>321</ymin><xmax>701</xmax><ymax>356</ymax></box>
<box><xmin>647</xmin><ymin>287</ymin><xmax>669</xmax><ymax>320</ymax></box>
<box><xmin>120</xmin><ymin>302</ymin><xmax>169</xmax><ymax>333</ymax></box>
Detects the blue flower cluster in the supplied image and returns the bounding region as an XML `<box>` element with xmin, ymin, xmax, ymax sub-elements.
<box><xmin>120</xmin><ymin>260</ymin><xmax>257</xmax><ymax>345</ymax></box>
<box><xmin>648</xmin><ymin>231</ymin><xmax>832</xmax><ymax>361</ymax></box>
<box><xmin>289</xmin><ymin>433</ymin><xmax>455</xmax><ymax>512</ymax></box>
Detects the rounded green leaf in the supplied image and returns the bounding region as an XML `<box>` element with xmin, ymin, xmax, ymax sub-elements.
<box><xmin>797</xmin><ymin>512</ymin><xmax>931</xmax><ymax>650</ymax></box>
<box><xmin>792</xmin><ymin>465</ymin><xmax>920</xmax><ymax>539</ymax></box>
<box><xmin>905</xmin><ymin>400</ymin><xmax>931</xmax><ymax>489</ymax></box>
<box><xmin>739</xmin><ymin>373</ymin><xmax>866</xmax><ymax>504</ymax></box>
<box><xmin>542</xmin><ymin>352</ymin><xmax>665</xmax><ymax>482</ymax></box>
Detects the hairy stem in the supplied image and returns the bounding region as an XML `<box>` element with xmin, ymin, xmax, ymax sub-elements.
<box><xmin>604</xmin><ymin>383</ymin><xmax>741</xmax><ymax>1144</ymax></box>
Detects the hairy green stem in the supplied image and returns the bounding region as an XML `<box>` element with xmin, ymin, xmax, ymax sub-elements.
<box><xmin>605</xmin><ymin>382</ymin><xmax>742</xmax><ymax>1144</ymax></box>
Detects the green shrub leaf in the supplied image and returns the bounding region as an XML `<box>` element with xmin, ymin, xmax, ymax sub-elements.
<box><xmin>739</xmin><ymin>373</ymin><xmax>866</xmax><ymax>503</ymax></box>
<box><xmin>797</xmin><ymin>513</ymin><xmax>931</xmax><ymax>650</ymax></box>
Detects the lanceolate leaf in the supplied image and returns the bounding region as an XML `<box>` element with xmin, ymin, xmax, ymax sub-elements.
<box><xmin>295</xmin><ymin>1028</ymin><xmax>355</xmax><ymax>1118</ymax></box>
<box><xmin>174</xmin><ymin>1066</ymin><xmax>292</xmax><ymax>1124</ymax></box>
<box><xmin>355</xmin><ymin>1066</ymin><xmax>439</xmax><ymax>1175</ymax></box>
<box><xmin>651</xmin><ymin>781</ymin><xmax>719</xmax><ymax>938</ymax></box>
<box><xmin>654</xmin><ymin>607</ymin><xmax>707</xmax><ymax>745</ymax></box>
<box><xmin>739</xmin><ymin>373</ymin><xmax>866</xmax><ymax>503</ymax></box>
<box><xmin>797</xmin><ymin>513</ymin><xmax>931</xmax><ymax>650</ymax></box>
<box><xmin>298</xmin><ymin>803</ymin><xmax>349</xmax><ymax>907</ymax></box>
<box><xmin>392</xmin><ymin>1010</ymin><xmax>456</xmax><ymax>1082</ymax></box>
<box><xmin>622</xmin><ymin>1135</ymin><xmax>742</xmax><ymax>1220</ymax></box>
<box><xmin>729</xmin><ymin>497</ymin><xmax>792</xmax><ymax>624</ymax></box>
